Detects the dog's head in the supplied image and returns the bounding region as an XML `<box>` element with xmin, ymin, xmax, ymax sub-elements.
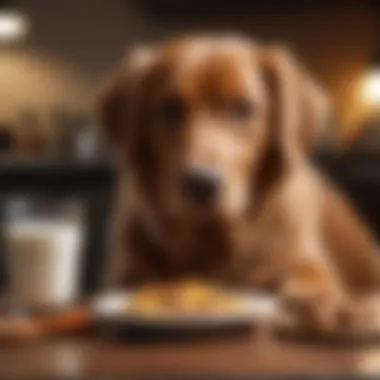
<box><xmin>98</xmin><ymin>36</ymin><xmax>330</xmax><ymax>220</ymax></box>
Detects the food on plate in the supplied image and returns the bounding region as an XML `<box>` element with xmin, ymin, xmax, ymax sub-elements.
<box><xmin>127</xmin><ymin>279</ymin><xmax>248</xmax><ymax>316</ymax></box>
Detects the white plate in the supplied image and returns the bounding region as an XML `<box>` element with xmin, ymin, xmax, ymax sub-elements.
<box><xmin>91</xmin><ymin>291</ymin><xmax>279</xmax><ymax>330</ymax></box>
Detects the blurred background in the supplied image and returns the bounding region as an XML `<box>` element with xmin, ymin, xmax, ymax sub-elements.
<box><xmin>1</xmin><ymin>0</ymin><xmax>380</xmax><ymax>153</ymax></box>
<box><xmin>1</xmin><ymin>0</ymin><xmax>380</xmax><ymax>303</ymax></box>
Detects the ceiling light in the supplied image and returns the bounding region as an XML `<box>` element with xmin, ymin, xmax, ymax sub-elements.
<box><xmin>0</xmin><ymin>3</ymin><xmax>28</xmax><ymax>43</ymax></box>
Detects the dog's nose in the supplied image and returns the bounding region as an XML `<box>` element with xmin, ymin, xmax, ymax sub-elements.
<box><xmin>182</xmin><ymin>168</ymin><xmax>220</xmax><ymax>203</ymax></box>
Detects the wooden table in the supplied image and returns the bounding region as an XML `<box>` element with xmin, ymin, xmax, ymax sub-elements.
<box><xmin>0</xmin><ymin>326</ymin><xmax>379</xmax><ymax>378</ymax></box>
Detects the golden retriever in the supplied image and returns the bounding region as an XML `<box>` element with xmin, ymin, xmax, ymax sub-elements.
<box><xmin>97</xmin><ymin>35</ymin><xmax>380</xmax><ymax>330</ymax></box>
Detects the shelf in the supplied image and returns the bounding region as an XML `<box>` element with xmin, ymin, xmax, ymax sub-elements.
<box><xmin>0</xmin><ymin>158</ymin><xmax>116</xmax><ymax>194</ymax></box>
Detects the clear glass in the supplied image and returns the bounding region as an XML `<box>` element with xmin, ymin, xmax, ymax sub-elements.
<box><xmin>3</xmin><ymin>196</ymin><xmax>85</xmax><ymax>312</ymax></box>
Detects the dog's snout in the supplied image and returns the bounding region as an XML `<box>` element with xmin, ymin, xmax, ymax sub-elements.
<box><xmin>182</xmin><ymin>168</ymin><xmax>220</xmax><ymax>203</ymax></box>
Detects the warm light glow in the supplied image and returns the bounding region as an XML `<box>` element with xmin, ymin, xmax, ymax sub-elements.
<box><xmin>0</xmin><ymin>9</ymin><xmax>28</xmax><ymax>42</ymax></box>
<box><xmin>361</xmin><ymin>68</ymin><xmax>380</xmax><ymax>106</ymax></box>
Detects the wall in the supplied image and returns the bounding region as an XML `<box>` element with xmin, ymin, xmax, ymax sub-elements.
<box><xmin>0</xmin><ymin>0</ymin><xmax>377</xmax><ymax>144</ymax></box>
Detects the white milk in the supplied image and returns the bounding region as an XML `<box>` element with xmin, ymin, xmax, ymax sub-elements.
<box><xmin>5</xmin><ymin>220</ymin><xmax>83</xmax><ymax>308</ymax></box>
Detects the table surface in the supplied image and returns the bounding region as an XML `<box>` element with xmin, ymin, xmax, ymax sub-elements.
<box><xmin>1</xmin><ymin>325</ymin><xmax>380</xmax><ymax>378</ymax></box>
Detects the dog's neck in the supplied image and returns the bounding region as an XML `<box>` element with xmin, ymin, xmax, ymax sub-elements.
<box><xmin>128</xmin><ymin>182</ymin><xmax>235</xmax><ymax>272</ymax></box>
<box><xmin>130</xmin><ymin>180</ymin><xmax>282</xmax><ymax>282</ymax></box>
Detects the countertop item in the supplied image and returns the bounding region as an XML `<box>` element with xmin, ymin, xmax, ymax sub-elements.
<box><xmin>0</xmin><ymin>306</ymin><xmax>92</xmax><ymax>342</ymax></box>
<box><xmin>91</xmin><ymin>290</ymin><xmax>279</xmax><ymax>333</ymax></box>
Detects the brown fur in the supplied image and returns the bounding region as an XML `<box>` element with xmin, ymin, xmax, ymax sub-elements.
<box><xmin>98</xmin><ymin>35</ymin><xmax>380</xmax><ymax>330</ymax></box>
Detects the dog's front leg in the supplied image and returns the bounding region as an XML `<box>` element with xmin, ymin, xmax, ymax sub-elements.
<box><xmin>242</xmin><ymin>231</ymin><xmax>351</xmax><ymax>330</ymax></box>
<box><xmin>280</xmin><ymin>252</ymin><xmax>350</xmax><ymax>331</ymax></box>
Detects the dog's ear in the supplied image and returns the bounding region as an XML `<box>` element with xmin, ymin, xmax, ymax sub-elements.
<box><xmin>260</xmin><ymin>46</ymin><xmax>331</xmax><ymax>158</ymax></box>
<box><xmin>96</xmin><ymin>47</ymin><xmax>155</xmax><ymax>148</ymax></box>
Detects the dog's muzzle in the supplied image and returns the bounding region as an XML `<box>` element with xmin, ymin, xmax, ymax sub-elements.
<box><xmin>182</xmin><ymin>167</ymin><xmax>220</xmax><ymax>204</ymax></box>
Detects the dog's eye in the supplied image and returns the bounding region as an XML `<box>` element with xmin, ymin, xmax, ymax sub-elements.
<box><xmin>157</xmin><ymin>96</ymin><xmax>187</xmax><ymax>127</ymax></box>
<box><xmin>228</xmin><ymin>98</ymin><xmax>253</xmax><ymax>120</ymax></box>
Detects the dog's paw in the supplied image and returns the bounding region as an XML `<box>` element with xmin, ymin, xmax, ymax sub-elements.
<box><xmin>348</xmin><ymin>294</ymin><xmax>380</xmax><ymax>331</ymax></box>
<box><xmin>279</xmin><ymin>287</ymin><xmax>380</xmax><ymax>337</ymax></box>
<box><xmin>279</xmin><ymin>285</ymin><xmax>352</xmax><ymax>332</ymax></box>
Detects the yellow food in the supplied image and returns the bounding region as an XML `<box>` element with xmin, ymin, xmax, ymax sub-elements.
<box><xmin>127</xmin><ymin>279</ymin><xmax>246</xmax><ymax>316</ymax></box>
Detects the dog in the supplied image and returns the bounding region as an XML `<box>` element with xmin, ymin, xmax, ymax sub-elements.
<box><xmin>97</xmin><ymin>35</ymin><xmax>380</xmax><ymax>330</ymax></box>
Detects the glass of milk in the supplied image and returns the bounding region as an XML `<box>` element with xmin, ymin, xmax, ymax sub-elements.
<box><xmin>4</xmin><ymin>197</ymin><xmax>85</xmax><ymax>310</ymax></box>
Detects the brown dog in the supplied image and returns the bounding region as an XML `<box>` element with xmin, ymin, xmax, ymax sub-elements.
<box><xmin>98</xmin><ymin>35</ymin><xmax>380</xmax><ymax>330</ymax></box>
